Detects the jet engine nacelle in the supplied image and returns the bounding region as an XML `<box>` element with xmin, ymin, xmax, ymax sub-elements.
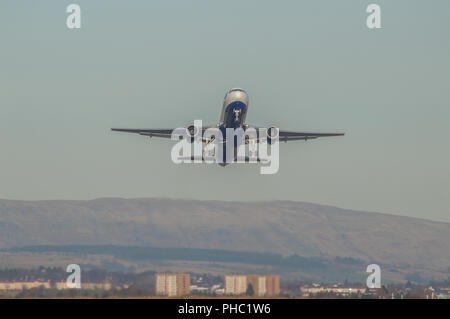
<box><xmin>187</xmin><ymin>125</ymin><xmax>201</xmax><ymax>143</ymax></box>
<box><xmin>267</xmin><ymin>126</ymin><xmax>279</xmax><ymax>144</ymax></box>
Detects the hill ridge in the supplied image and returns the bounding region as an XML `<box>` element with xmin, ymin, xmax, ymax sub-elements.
<box><xmin>0</xmin><ymin>198</ymin><xmax>449</xmax><ymax>271</ymax></box>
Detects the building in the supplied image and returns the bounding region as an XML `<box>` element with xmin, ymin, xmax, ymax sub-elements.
<box><xmin>300</xmin><ymin>285</ymin><xmax>366</xmax><ymax>297</ymax></box>
<box><xmin>155</xmin><ymin>273</ymin><xmax>190</xmax><ymax>297</ymax></box>
<box><xmin>225</xmin><ymin>275</ymin><xmax>247</xmax><ymax>295</ymax></box>
<box><xmin>0</xmin><ymin>281</ymin><xmax>112</xmax><ymax>291</ymax></box>
<box><xmin>224</xmin><ymin>274</ymin><xmax>279</xmax><ymax>297</ymax></box>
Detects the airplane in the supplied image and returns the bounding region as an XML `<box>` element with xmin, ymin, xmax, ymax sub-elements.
<box><xmin>111</xmin><ymin>88</ymin><xmax>344</xmax><ymax>165</ymax></box>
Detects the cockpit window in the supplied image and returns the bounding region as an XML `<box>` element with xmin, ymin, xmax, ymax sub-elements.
<box><xmin>229</xmin><ymin>88</ymin><xmax>245</xmax><ymax>93</ymax></box>
<box><xmin>225</xmin><ymin>88</ymin><xmax>246</xmax><ymax>101</ymax></box>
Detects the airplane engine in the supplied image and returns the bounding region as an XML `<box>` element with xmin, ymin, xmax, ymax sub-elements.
<box><xmin>187</xmin><ymin>125</ymin><xmax>201</xmax><ymax>143</ymax></box>
<box><xmin>267</xmin><ymin>126</ymin><xmax>279</xmax><ymax>144</ymax></box>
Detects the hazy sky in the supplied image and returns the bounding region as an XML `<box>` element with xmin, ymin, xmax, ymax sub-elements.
<box><xmin>1</xmin><ymin>1</ymin><xmax>449</xmax><ymax>222</ymax></box>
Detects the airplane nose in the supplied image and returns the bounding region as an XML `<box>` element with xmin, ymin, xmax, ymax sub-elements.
<box><xmin>226</xmin><ymin>89</ymin><xmax>249</xmax><ymax>105</ymax></box>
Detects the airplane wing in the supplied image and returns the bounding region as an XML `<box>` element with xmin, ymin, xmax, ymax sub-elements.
<box><xmin>111</xmin><ymin>127</ymin><xmax>344</xmax><ymax>141</ymax></box>
<box><xmin>277</xmin><ymin>130</ymin><xmax>345</xmax><ymax>142</ymax></box>
<box><xmin>111</xmin><ymin>126</ymin><xmax>218</xmax><ymax>139</ymax></box>
<box><xmin>246</xmin><ymin>127</ymin><xmax>344</xmax><ymax>142</ymax></box>
<box><xmin>111</xmin><ymin>128</ymin><xmax>174</xmax><ymax>138</ymax></box>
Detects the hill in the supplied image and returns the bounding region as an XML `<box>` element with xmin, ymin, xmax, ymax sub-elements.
<box><xmin>0</xmin><ymin>198</ymin><xmax>449</xmax><ymax>272</ymax></box>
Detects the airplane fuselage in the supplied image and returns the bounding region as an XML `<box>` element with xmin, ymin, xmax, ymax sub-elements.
<box><xmin>220</xmin><ymin>88</ymin><xmax>249</xmax><ymax>129</ymax></box>
<box><xmin>217</xmin><ymin>88</ymin><xmax>250</xmax><ymax>166</ymax></box>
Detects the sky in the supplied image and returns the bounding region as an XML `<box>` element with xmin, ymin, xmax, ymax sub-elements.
<box><xmin>0</xmin><ymin>1</ymin><xmax>449</xmax><ymax>222</ymax></box>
